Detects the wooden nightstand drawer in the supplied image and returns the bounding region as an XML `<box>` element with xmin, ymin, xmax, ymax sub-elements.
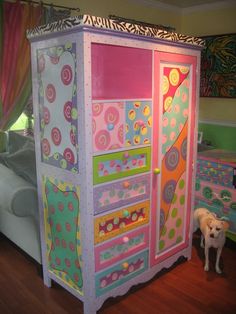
<box><xmin>93</xmin><ymin>147</ymin><xmax>151</xmax><ymax>185</ymax></box>
<box><xmin>95</xmin><ymin>250</ymin><xmax>148</xmax><ymax>296</ymax></box>
<box><xmin>93</xmin><ymin>174</ymin><xmax>150</xmax><ymax>214</ymax></box>
<box><xmin>95</xmin><ymin>226</ymin><xmax>149</xmax><ymax>271</ymax></box>
<box><xmin>94</xmin><ymin>201</ymin><xmax>150</xmax><ymax>244</ymax></box>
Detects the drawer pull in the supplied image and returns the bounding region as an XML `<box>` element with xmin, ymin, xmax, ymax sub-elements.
<box><xmin>123</xmin><ymin>181</ymin><xmax>130</xmax><ymax>189</ymax></box>
<box><xmin>123</xmin><ymin>210</ymin><xmax>130</xmax><ymax>218</ymax></box>
<box><xmin>122</xmin><ymin>262</ymin><xmax>129</xmax><ymax>269</ymax></box>
<box><xmin>123</xmin><ymin>236</ymin><xmax>129</xmax><ymax>243</ymax></box>
<box><xmin>136</xmin><ymin>120</ymin><xmax>145</xmax><ymax>128</ymax></box>
<box><xmin>107</xmin><ymin>123</ymin><xmax>114</xmax><ymax>131</ymax></box>
<box><xmin>123</xmin><ymin>152</ymin><xmax>130</xmax><ymax>159</ymax></box>
<box><xmin>153</xmin><ymin>168</ymin><xmax>161</xmax><ymax>175</ymax></box>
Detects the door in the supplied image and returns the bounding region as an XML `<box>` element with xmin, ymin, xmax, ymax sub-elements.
<box><xmin>151</xmin><ymin>51</ymin><xmax>197</xmax><ymax>266</ymax></box>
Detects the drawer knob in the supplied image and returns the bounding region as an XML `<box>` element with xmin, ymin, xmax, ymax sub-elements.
<box><xmin>123</xmin><ymin>236</ymin><xmax>129</xmax><ymax>243</ymax></box>
<box><xmin>123</xmin><ymin>152</ymin><xmax>130</xmax><ymax>159</ymax></box>
<box><xmin>123</xmin><ymin>181</ymin><xmax>130</xmax><ymax>189</ymax></box>
<box><xmin>136</xmin><ymin>120</ymin><xmax>145</xmax><ymax>127</ymax></box>
<box><xmin>123</xmin><ymin>210</ymin><xmax>130</xmax><ymax>218</ymax></box>
<box><xmin>154</xmin><ymin>168</ymin><xmax>161</xmax><ymax>175</ymax></box>
<box><xmin>107</xmin><ymin>123</ymin><xmax>114</xmax><ymax>131</ymax></box>
<box><xmin>122</xmin><ymin>262</ymin><xmax>129</xmax><ymax>269</ymax></box>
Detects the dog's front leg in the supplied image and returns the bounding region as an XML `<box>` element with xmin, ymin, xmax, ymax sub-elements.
<box><xmin>200</xmin><ymin>234</ymin><xmax>204</xmax><ymax>248</ymax></box>
<box><xmin>215</xmin><ymin>247</ymin><xmax>223</xmax><ymax>274</ymax></box>
<box><xmin>204</xmin><ymin>245</ymin><xmax>209</xmax><ymax>271</ymax></box>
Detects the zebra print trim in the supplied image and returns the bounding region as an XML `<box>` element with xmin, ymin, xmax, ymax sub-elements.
<box><xmin>27</xmin><ymin>14</ymin><xmax>205</xmax><ymax>47</ymax></box>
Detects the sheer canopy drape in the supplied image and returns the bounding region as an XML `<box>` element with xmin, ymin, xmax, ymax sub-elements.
<box><xmin>0</xmin><ymin>1</ymin><xmax>42</xmax><ymax>131</ymax></box>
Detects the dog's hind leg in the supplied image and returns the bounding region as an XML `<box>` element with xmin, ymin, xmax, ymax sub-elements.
<box><xmin>204</xmin><ymin>245</ymin><xmax>209</xmax><ymax>271</ymax></box>
<box><xmin>200</xmin><ymin>234</ymin><xmax>204</xmax><ymax>248</ymax></box>
<box><xmin>215</xmin><ymin>247</ymin><xmax>223</xmax><ymax>274</ymax></box>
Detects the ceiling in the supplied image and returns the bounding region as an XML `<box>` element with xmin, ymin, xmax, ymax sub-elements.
<box><xmin>151</xmin><ymin>0</ymin><xmax>234</xmax><ymax>8</ymax></box>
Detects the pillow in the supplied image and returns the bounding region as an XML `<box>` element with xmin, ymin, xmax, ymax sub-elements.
<box><xmin>0</xmin><ymin>140</ymin><xmax>37</xmax><ymax>186</ymax></box>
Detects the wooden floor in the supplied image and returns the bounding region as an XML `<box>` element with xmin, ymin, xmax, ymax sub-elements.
<box><xmin>0</xmin><ymin>232</ymin><xmax>236</xmax><ymax>314</ymax></box>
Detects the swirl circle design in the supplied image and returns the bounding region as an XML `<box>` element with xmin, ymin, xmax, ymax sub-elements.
<box><xmin>95</xmin><ymin>130</ymin><xmax>111</xmax><ymax>150</ymax></box>
<box><xmin>160</xmin><ymin>208</ymin><xmax>165</xmax><ymax>229</ymax></box>
<box><xmin>51</xmin><ymin>127</ymin><xmax>62</xmax><ymax>146</ymax></box>
<box><xmin>181</xmin><ymin>138</ymin><xmax>187</xmax><ymax>160</ymax></box>
<box><xmin>118</xmin><ymin>125</ymin><xmax>123</xmax><ymax>144</ymax></box>
<box><xmin>162</xmin><ymin>75</ymin><xmax>169</xmax><ymax>95</ymax></box>
<box><xmin>63</xmin><ymin>101</ymin><xmax>72</xmax><ymax>122</ymax></box>
<box><xmin>169</xmin><ymin>69</ymin><xmax>180</xmax><ymax>86</ymax></box>
<box><xmin>92</xmin><ymin>119</ymin><xmax>96</xmax><ymax>134</ymax></box>
<box><xmin>43</xmin><ymin>107</ymin><xmax>50</xmax><ymax>124</ymax></box>
<box><xmin>180</xmin><ymin>66</ymin><xmax>189</xmax><ymax>74</ymax></box>
<box><xmin>42</xmin><ymin>138</ymin><xmax>51</xmax><ymax>156</ymax></box>
<box><xmin>46</xmin><ymin>84</ymin><xmax>56</xmax><ymax>103</ymax></box>
<box><xmin>37</xmin><ymin>55</ymin><xmax>45</xmax><ymax>73</ymax></box>
<box><xmin>63</xmin><ymin>148</ymin><xmax>75</xmax><ymax>164</ymax></box>
<box><xmin>104</xmin><ymin>107</ymin><xmax>119</xmax><ymax>125</ymax></box>
<box><xmin>164</xmin><ymin>96</ymin><xmax>172</xmax><ymax>112</ymax></box>
<box><xmin>165</xmin><ymin>147</ymin><xmax>180</xmax><ymax>171</ymax></box>
<box><xmin>70</xmin><ymin>129</ymin><xmax>76</xmax><ymax>145</ymax></box>
<box><xmin>92</xmin><ymin>103</ymin><xmax>103</xmax><ymax>116</ymax></box>
<box><xmin>203</xmin><ymin>186</ymin><xmax>213</xmax><ymax>200</ymax></box>
<box><xmin>163</xmin><ymin>180</ymin><xmax>177</xmax><ymax>204</ymax></box>
<box><xmin>61</xmin><ymin>65</ymin><xmax>73</xmax><ymax>85</ymax></box>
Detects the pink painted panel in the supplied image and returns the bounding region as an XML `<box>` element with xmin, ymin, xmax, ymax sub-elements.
<box><xmin>92</xmin><ymin>44</ymin><xmax>152</xmax><ymax>100</ymax></box>
<box><xmin>95</xmin><ymin>226</ymin><xmax>149</xmax><ymax>272</ymax></box>
<box><xmin>92</xmin><ymin>102</ymin><xmax>124</xmax><ymax>152</ymax></box>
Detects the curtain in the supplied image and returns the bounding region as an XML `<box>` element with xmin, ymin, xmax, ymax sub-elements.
<box><xmin>0</xmin><ymin>1</ymin><xmax>42</xmax><ymax>131</ymax></box>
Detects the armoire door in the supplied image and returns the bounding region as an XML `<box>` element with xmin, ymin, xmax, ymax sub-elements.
<box><xmin>151</xmin><ymin>51</ymin><xmax>197</xmax><ymax>266</ymax></box>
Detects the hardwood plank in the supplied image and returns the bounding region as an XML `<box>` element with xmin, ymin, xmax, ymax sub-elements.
<box><xmin>0</xmin><ymin>232</ymin><xmax>236</xmax><ymax>314</ymax></box>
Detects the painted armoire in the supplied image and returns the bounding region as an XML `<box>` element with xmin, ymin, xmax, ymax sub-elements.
<box><xmin>28</xmin><ymin>15</ymin><xmax>203</xmax><ymax>314</ymax></box>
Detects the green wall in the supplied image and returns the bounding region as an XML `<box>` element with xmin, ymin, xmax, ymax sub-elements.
<box><xmin>199</xmin><ymin>123</ymin><xmax>236</xmax><ymax>152</ymax></box>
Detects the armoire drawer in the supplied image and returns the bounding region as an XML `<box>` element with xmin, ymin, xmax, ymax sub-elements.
<box><xmin>94</xmin><ymin>200</ymin><xmax>150</xmax><ymax>244</ymax></box>
<box><xmin>95</xmin><ymin>226</ymin><xmax>149</xmax><ymax>271</ymax></box>
<box><xmin>95</xmin><ymin>250</ymin><xmax>148</xmax><ymax>296</ymax></box>
<box><xmin>93</xmin><ymin>174</ymin><xmax>150</xmax><ymax>214</ymax></box>
<box><xmin>93</xmin><ymin>147</ymin><xmax>151</xmax><ymax>185</ymax></box>
<box><xmin>197</xmin><ymin>158</ymin><xmax>235</xmax><ymax>188</ymax></box>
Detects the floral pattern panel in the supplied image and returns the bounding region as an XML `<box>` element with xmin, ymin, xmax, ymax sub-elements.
<box><xmin>37</xmin><ymin>42</ymin><xmax>78</xmax><ymax>173</ymax></box>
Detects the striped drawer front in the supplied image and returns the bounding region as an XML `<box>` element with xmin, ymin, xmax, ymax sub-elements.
<box><xmin>95</xmin><ymin>250</ymin><xmax>148</xmax><ymax>296</ymax></box>
<box><xmin>95</xmin><ymin>226</ymin><xmax>149</xmax><ymax>271</ymax></box>
<box><xmin>93</xmin><ymin>147</ymin><xmax>151</xmax><ymax>185</ymax></box>
<box><xmin>94</xmin><ymin>200</ymin><xmax>150</xmax><ymax>244</ymax></box>
<box><xmin>93</xmin><ymin>174</ymin><xmax>150</xmax><ymax>214</ymax></box>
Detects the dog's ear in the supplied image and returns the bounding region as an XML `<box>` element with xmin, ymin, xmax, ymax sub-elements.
<box><xmin>221</xmin><ymin>221</ymin><xmax>230</xmax><ymax>231</ymax></box>
<box><xmin>206</xmin><ymin>218</ymin><xmax>213</xmax><ymax>228</ymax></box>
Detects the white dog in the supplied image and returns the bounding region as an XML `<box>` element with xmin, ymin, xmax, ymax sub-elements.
<box><xmin>194</xmin><ymin>207</ymin><xmax>229</xmax><ymax>274</ymax></box>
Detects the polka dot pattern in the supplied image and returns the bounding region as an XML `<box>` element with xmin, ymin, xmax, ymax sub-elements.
<box><xmin>43</xmin><ymin>177</ymin><xmax>83</xmax><ymax>292</ymax></box>
<box><xmin>159</xmin><ymin>172</ymin><xmax>186</xmax><ymax>252</ymax></box>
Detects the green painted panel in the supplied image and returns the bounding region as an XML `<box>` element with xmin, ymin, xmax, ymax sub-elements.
<box><xmin>93</xmin><ymin>147</ymin><xmax>151</xmax><ymax>185</ymax></box>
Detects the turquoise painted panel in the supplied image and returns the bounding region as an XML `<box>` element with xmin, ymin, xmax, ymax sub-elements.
<box><xmin>125</xmin><ymin>100</ymin><xmax>152</xmax><ymax>146</ymax></box>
